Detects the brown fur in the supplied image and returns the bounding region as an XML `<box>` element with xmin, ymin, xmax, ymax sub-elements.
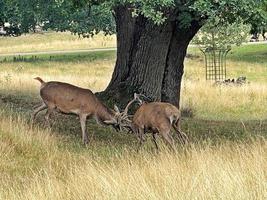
<box><xmin>33</xmin><ymin>77</ymin><xmax>118</xmax><ymax>144</ymax></box>
<box><xmin>131</xmin><ymin>102</ymin><xmax>188</xmax><ymax>151</ymax></box>
<box><xmin>34</xmin><ymin>77</ymin><xmax>45</xmax><ymax>85</ymax></box>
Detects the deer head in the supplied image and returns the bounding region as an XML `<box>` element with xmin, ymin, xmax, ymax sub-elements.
<box><xmin>103</xmin><ymin>104</ymin><xmax>132</xmax><ymax>131</ymax></box>
<box><xmin>104</xmin><ymin>93</ymin><xmax>147</xmax><ymax>132</ymax></box>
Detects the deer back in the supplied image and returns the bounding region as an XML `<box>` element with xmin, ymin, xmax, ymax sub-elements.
<box><xmin>40</xmin><ymin>81</ymin><xmax>114</xmax><ymax>119</ymax></box>
<box><xmin>133</xmin><ymin>102</ymin><xmax>180</xmax><ymax>128</ymax></box>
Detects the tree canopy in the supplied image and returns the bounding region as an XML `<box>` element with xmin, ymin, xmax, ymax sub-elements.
<box><xmin>249</xmin><ymin>0</ymin><xmax>267</xmax><ymax>37</ymax></box>
<box><xmin>0</xmin><ymin>0</ymin><xmax>266</xmax><ymax>37</ymax></box>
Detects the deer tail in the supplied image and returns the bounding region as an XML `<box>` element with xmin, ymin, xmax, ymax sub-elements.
<box><xmin>34</xmin><ymin>77</ymin><xmax>45</xmax><ymax>85</ymax></box>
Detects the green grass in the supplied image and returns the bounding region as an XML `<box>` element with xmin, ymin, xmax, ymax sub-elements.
<box><xmin>228</xmin><ymin>44</ymin><xmax>267</xmax><ymax>64</ymax></box>
<box><xmin>187</xmin><ymin>43</ymin><xmax>267</xmax><ymax>65</ymax></box>
<box><xmin>0</xmin><ymin>50</ymin><xmax>116</xmax><ymax>64</ymax></box>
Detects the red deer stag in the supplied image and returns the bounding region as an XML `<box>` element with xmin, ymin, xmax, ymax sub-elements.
<box><xmin>33</xmin><ymin>77</ymin><xmax>124</xmax><ymax>144</ymax></box>
<box><xmin>120</xmin><ymin>94</ymin><xmax>188</xmax><ymax>151</ymax></box>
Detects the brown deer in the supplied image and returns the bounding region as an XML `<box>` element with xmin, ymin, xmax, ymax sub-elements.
<box><xmin>120</xmin><ymin>94</ymin><xmax>188</xmax><ymax>151</ymax></box>
<box><xmin>33</xmin><ymin>77</ymin><xmax>124</xmax><ymax>144</ymax></box>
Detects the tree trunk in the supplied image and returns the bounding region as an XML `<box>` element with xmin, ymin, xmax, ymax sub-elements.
<box><xmin>98</xmin><ymin>6</ymin><xmax>202</xmax><ymax>108</ymax></box>
<box><xmin>161</xmin><ymin>21</ymin><xmax>203</xmax><ymax>107</ymax></box>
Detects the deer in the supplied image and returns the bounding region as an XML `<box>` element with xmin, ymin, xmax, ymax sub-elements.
<box><xmin>33</xmin><ymin>77</ymin><xmax>125</xmax><ymax>145</ymax></box>
<box><xmin>119</xmin><ymin>94</ymin><xmax>188</xmax><ymax>151</ymax></box>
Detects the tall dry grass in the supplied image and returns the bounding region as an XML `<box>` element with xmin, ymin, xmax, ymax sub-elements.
<box><xmin>0</xmin><ymin>112</ymin><xmax>266</xmax><ymax>200</ymax></box>
<box><xmin>181</xmin><ymin>59</ymin><xmax>267</xmax><ymax>120</ymax></box>
<box><xmin>181</xmin><ymin>80</ymin><xmax>267</xmax><ymax>120</ymax></box>
<box><xmin>0</xmin><ymin>59</ymin><xmax>114</xmax><ymax>94</ymax></box>
<box><xmin>0</xmin><ymin>32</ymin><xmax>116</xmax><ymax>54</ymax></box>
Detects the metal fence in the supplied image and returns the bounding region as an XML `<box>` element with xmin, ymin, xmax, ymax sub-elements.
<box><xmin>200</xmin><ymin>47</ymin><xmax>231</xmax><ymax>81</ymax></box>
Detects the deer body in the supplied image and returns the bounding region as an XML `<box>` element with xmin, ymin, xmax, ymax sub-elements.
<box><xmin>130</xmin><ymin>102</ymin><xmax>187</xmax><ymax>150</ymax></box>
<box><xmin>39</xmin><ymin>81</ymin><xmax>114</xmax><ymax>119</ymax></box>
<box><xmin>33</xmin><ymin>77</ymin><xmax>118</xmax><ymax>144</ymax></box>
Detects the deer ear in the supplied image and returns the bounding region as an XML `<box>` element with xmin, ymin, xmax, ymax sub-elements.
<box><xmin>104</xmin><ymin>118</ymin><xmax>117</xmax><ymax>125</ymax></box>
<box><xmin>114</xmin><ymin>105</ymin><xmax>120</xmax><ymax>113</ymax></box>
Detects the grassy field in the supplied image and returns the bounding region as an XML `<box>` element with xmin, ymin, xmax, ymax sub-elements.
<box><xmin>0</xmin><ymin>33</ymin><xmax>266</xmax><ymax>199</ymax></box>
<box><xmin>0</xmin><ymin>31</ymin><xmax>116</xmax><ymax>53</ymax></box>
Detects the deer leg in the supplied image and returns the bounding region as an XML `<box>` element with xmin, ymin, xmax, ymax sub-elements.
<box><xmin>152</xmin><ymin>132</ymin><xmax>159</xmax><ymax>151</ymax></box>
<box><xmin>79</xmin><ymin>114</ymin><xmax>89</xmax><ymax>145</ymax></box>
<box><xmin>173</xmin><ymin>126</ymin><xmax>188</xmax><ymax>145</ymax></box>
<box><xmin>173</xmin><ymin>119</ymin><xmax>188</xmax><ymax>145</ymax></box>
<box><xmin>33</xmin><ymin>102</ymin><xmax>43</xmax><ymax>109</ymax></box>
<box><xmin>44</xmin><ymin>105</ymin><xmax>56</xmax><ymax>127</ymax></box>
<box><xmin>32</xmin><ymin>102</ymin><xmax>47</xmax><ymax>121</ymax></box>
<box><xmin>161</xmin><ymin>131</ymin><xmax>176</xmax><ymax>152</ymax></box>
<box><xmin>137</xmin><ymin>128</ymin><xmax>145</xmax><ymax>152</ymax></box>
<box><xmin>44</xmin><ymin>109</ymin><xmax>51</xmax><ymax>127</ymax></box>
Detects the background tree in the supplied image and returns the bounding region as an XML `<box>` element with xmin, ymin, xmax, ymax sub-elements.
<box><xmin>0</xmin><ymin>0</ymin><xmax>265</xmax><ymax>107</ymax></box>
<box><xmin>192</xmin><ymin>18</ymin><xmax>251</xmax><ymax>81</ymax></box>
<box><xmin>249</xmin><ymin>0</ymin><xmax>267</xmax><ymax>40</ymax></box>
<box><xmin>0</xmin><ymin>0</ymin><xmax>42</xmax><ymax>36</ymax></box>
<box><xmin>193</xmin><ymin>18</ymin><xmax>250</xmax><ymax>49</ymax></box>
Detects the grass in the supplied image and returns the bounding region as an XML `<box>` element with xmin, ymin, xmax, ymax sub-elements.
<box><xmin>0</xmin><ymin>113</ymin><xmax>266</xmax><ymax>200</ymax></box>
<box><xmin>0</xmin><ymin>31</ymin><xmax>116</xmax><ymax>54</ymax></box>
<box><xmin>1</xmin><ymin>48</ymin><xmax>266</xmax><ymax>121</ymax></box>
<box><xmin>228</xmin><ymin>44</ymin><xmax>267</xmax><ymax>64</ymax></box>
<box><xmin>0</xmin><ymin>33</ymin><xmax>266</xmax><ymax>199</ymax></box>
<box><xmin>188</xmin><ymin>43</ymin><xmax>267</xmax><ymax>66</ymax></box>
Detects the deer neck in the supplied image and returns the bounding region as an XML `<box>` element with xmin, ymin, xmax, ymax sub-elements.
<box><xmin>95</xmin><ymin>103</ymin><xmax>115</xmax><ymax>122</ymax></box>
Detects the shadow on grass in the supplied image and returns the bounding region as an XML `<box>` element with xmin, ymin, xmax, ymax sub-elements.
<box><xmin>1</xmin><ymin>90</ymin><xmax>266</xmax><ymax>151</ymax></box>
<box><xmin>0</xmin><ymin>90</ymin><xmax>138</xmax><ymax>151</ymax></box>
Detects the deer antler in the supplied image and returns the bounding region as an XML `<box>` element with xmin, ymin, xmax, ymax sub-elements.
<box><xmin>115</xmin><ymin>93</ymin><xmax>148</xmax><ymax>131</ymax></box>
<box><xmin>122</xmin><ymin>93</ymin><xmax>150</xmax><ymax>115</ymax></box>
<box><xmin>122</xmin><ymin>93</ymin><xmax>142</xmax><ymax>117</ymax></box>
<box><xmin>115</xmin><ymin>93</ymin><xmax>149</xmax><ymax>133</ymax></box>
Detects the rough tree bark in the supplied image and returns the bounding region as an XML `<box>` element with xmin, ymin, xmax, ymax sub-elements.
<box><xmin>98</xmin><ymin>5</ymin><xmax>202</xmax><ymax>108</ymax></box>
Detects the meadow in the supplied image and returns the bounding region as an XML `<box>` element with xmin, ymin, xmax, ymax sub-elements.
<box><xmin>0</xmin><ymin>33</ymin><xmax>266</xmax><ymax>199</ymax></box>
<box><xmin>0</xmin><ymin>31</ymin><xmax>116</xmax><ymax>54</ymax></box>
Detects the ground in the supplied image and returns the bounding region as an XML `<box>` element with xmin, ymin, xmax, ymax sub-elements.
<box><xmin>0</xmin><ymin>32</ymin><xmax>266</xmax><ymax>199</ymax></box>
